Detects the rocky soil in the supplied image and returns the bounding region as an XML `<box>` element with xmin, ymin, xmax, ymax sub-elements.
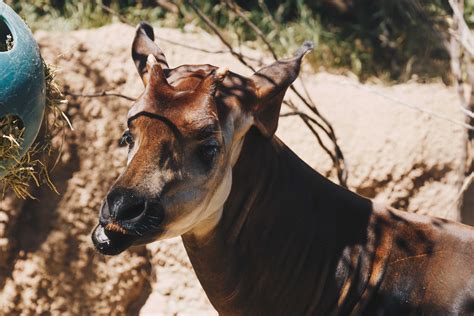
<box><xmin>0</xmin><ymin>23</ymin><xmax>470</xmax><ymax>315</ymax></box>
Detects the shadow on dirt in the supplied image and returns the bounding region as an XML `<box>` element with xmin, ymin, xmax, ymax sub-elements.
<box><xmin>0</xmin><ymin>142</ymin><xmax>80</xmax><ymax>290</ymax></box>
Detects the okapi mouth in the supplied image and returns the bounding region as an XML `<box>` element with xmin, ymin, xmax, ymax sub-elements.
<box><xmin>91</xmin><ymin>224</ymin><xmax>139</xmax><ymax>256</ymax></box>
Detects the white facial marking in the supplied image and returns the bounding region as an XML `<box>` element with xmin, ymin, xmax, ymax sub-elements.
<box><xmin>229</xmin><ymin>110</ymin><xmax>253</xmax><ymax>167</ymax></box>
<box><xmin>141</xmin><ymin>168</ymin><xmax>176</xmax><ymax>196</ymax></box>
<box><xmin>186</xmin><ymin>166</ymin><xmax>233</xmax><ymax>238</ymax></box>
<box><xmin>147</xmin><ymin>54</ymin><xmax>158</xmax><ymax>66</ymax></box>
<box><xmin>127</xmin><ymin>138</ymin><xmax>140</xmax><ymax>166</ymax></box>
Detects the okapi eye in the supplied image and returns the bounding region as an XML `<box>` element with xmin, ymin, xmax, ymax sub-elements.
<box><xmin>198</xmin><ymin>144</ymin><xmax>220</xmax><ymax>166</ymax></box>
<box><xmin>119</xmin><ymin>129</ymin><xmax>134</xmax><ymax>147</ymax></box>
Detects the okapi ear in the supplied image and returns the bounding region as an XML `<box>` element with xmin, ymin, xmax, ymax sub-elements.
<box><xmin>132</xmin><ymin>22</ymin><xmax>169</xmax><ymax>86</ymax></box>
<box><xmin>250</xmin><ymin>41</ymin><xmax>314</xmax><ymax>137</ymax></box>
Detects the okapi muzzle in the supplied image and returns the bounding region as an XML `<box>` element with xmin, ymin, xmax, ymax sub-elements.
<box><xmin>92</xmin><ymin>22</ymin><xmax>312</xmax><ymax>256</ymax></box>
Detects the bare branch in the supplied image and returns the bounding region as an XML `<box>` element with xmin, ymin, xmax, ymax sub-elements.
<box><xmin>258</xmin><ymin>0</ymin><xmax>279</xmax><ymax>33</ymax></box>
<box><xmin>64</xmin><ymin>90</ymin><xmax>136</xmax><ymax>101</ymax></box>
<box><xmin>185</xmin><ymin>0</ymin><xmax>257</xmax><ymax>72</ymax></box>
<box><xmin>281</xmin><ymin>103</ymin><xmax>347</xmax><ymax>185</ymax></box>
<box><xmin>155</xmin><ymin>0</ymin><xmax>180</xmax><ymax>14</ymax></box>
<box><xmin>99</xmin><ymin>3</ymin><xmax>131</xmax><ymax>25</ymax></box>
<box><xmin>332</xmin><ymin>77</ymin><xmax>474</xmax><ymax>131</ymax></box>
<box><xmin>99</xmin><ymin>2</ymin><xmax>239</xmax><ymax>56</ymax></box>
<box><xmin>224</xmin><ymin>0</ymin><xmax>278</xmax><ymax>60</ymax></box>
<box><xmin>448</xmin><ymin>0</ymin><xmax>474</xmax><ymax>55</ymax></box>
<box><xmin>157</xmin><ymin>37</ymin><xmax>231</xmax><ymax>55</ymax></box>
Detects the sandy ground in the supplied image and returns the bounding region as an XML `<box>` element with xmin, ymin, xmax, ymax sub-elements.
<box><xmin>0</xmin><ymin>23</ymin><xmax>470</xmax><ymax>315</ymax></box>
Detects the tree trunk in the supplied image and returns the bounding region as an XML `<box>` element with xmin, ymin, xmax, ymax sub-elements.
<box><xmin>450</xmin><ymin>0</ymin><xmax>474</xmax><ymax>225</ymax></box>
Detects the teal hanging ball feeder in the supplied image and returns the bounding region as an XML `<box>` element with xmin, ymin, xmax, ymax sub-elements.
<box><xmin>0</xmin><ymin>0</ymin><xmax>46</xmax><ymax>178</ymax></box>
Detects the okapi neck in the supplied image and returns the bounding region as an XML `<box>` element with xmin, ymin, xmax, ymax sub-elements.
<box><xmin>182</xmin><ymin>127</ymin><xmax>375</xmax><ymax>314</ymax></box>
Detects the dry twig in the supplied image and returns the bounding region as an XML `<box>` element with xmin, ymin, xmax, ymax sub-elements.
<box><xmin>446</xmin><ymin>0</ymin><xmax>474</xmax><ymax>220</ymax></box>
<box><xmin>448</xmin><ymin>0</ymin><xmax>474</xmax><ymax>56</ymax></box>
<box><xmin>99</xmin><ymin>2</ymin><xmax>237</xmax><ymax>56</ymax></box>
<box><xmin>64</xmin><ymin>90</ymin><xmax>136</xmax><ymax>101</ymax></box>
<box><xmin>186</xmin><ymin>0</ymin><xmax>257</xmax><ymax>72</ymax></box>
<box><xmin>224</xmin><ymin>0</ymin><xmax>278</xmax><ymax>60</ymax></box>
<box><xmin>281</xmin><ymin>104</ymin><xmax>346</xmax><ymax>183</ymax></box>
<box><xmin>155</xmin><ymin>0</ymin><xmax>180</xmax><ymax>14</ymax></box>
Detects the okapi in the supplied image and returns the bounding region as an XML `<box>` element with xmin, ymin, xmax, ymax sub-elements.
<box><xmin>92</xmin><ymin>22</ymin><xmax>474</xmax><ymax>315</ymax></box>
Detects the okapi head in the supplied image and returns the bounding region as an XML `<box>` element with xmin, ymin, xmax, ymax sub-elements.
<box><xmin>92</xmin><ymin>22</ymin><xmax>313</xmax><ymax>255</ymax></box>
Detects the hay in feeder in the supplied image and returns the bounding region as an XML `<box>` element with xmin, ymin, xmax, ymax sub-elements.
<box><xmin>0</xmin><ymin>34</ymin><xmax>13</xmax><ymax>51</ymax></box>
<box><xmin>0</xmin><ymin>60</ymin><xmax>71</xmax><ymax>199</ymax></box>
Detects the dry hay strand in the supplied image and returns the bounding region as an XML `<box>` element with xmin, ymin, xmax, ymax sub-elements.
<box><xmin>0</xmin><ymin>33</ymin><xmax>13</xmax><ymax>52</ymax></box>
<box><xmin>0</xmin><ymin>60</ymin><xmax>71</xmax><ymax>199</ymax></box>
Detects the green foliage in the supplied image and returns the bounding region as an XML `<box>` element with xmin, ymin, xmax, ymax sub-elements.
<box><xmin>5</xmin><ymin>0</ymin><xmax>166</xmax><ymax>31</ymax></box>
<box><xmin>4</xmin><ymin>0</ymin><xmax>472</xmax><ymax>81</ymax></box>
<box><xmin>182</xmin><ymin>0</ymin><xmax>457</xmax><ymax>81</ymax></box>
<box><xmin>466</xmin><ymin>1</ymin><xmax>474</xmax><ymax>26</ymax></box>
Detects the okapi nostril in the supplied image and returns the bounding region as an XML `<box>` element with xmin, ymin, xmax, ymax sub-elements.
<box><xmin>106</xmin><ymin>188</ymin><xmax>146</xmax><ymax>222</ymax></box>
<box><xmin>115</xmin><ymin>201</ymin><xmax>146</xmax><ymax>221</ymax></box>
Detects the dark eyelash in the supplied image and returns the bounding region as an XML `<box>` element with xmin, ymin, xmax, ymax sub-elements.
<box><xmin>202</xmin><ymin>138</ymin><xmax>220</xmax><ymax>148</ymax></box>
<box><xmin>196</xmin><ymin>124</ymin><xmax>220</xmax><ymax>141</ymax></box>
<box><xmin>197</xmin><ymin>138</ymin><xmax>221</xmax><ymax>169</ymax></box>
